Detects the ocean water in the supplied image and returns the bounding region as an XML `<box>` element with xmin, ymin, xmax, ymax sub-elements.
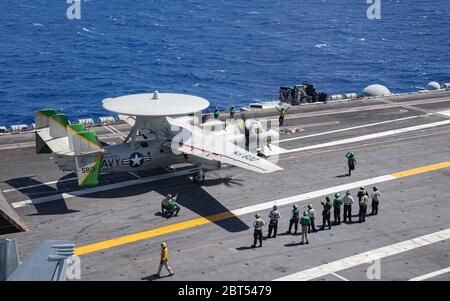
<box><xmin>0</xmin><ymin>0</ymin><xmax>449</xmax><ymax>125</ymax></box>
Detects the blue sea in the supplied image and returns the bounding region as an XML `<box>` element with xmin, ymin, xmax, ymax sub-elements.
<box><xmin>0</xmin><ymin>0</ymin><xmax>449</xmax><ymax>125</ymax></box>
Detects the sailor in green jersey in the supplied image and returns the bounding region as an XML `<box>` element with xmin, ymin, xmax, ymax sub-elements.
<box><xmin>321</xmin><ymin>196</ymin><xmax>332</xmax><ymax>230</ymax></box>
<box><xmin>333</xmin><ymin>193</ymin><xmax>343</xmax><ymax>225</ymax></box>
<box><xmin>168</xmin><ymin>194</ymin><xmax>181</xmax><ymax>216</ymax></box>
<box><xmin>213</xmin><ymin>107</ymin><xmax>220</xmax><ymax>119</ymax></box>
<box><xmin>300</xmin><ymin>211</ymin><xmax>311</xmax><ymax>244</ymax></box>
<box><xmin>229</xmin><ymin>105</ymin><xmax>236</xmax><ymax>119</ymax></box>
<box><xmin>346</xmin><ymin>152</ymin><xmax>357</xmax><ymax>176</ymax></box>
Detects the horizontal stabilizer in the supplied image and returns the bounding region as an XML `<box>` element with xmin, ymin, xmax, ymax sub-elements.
<box><xmin>35</xmin><ymin>109</ymin><xmax>71</xmax><ymax>154</ymax></box>
<box><xmin>0</xmin><ymin>192</ymin><xmax>27</xmax><ymax>234</ymax></box>
<box><xmin>7</xmin><ymin>241</ymin><xmax>75</xmax><ymax>281</ymax></box>
<box><xmin>167</xmin><ymin>117</ymin><xmax>282</xmax><ymax>174</ymax></box>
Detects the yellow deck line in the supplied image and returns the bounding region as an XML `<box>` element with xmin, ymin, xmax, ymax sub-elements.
<box><xmin>75</xmin><ymin>211</ymin><xmax>236</xmax><ymax>256</ymax></box>
<box><xmin>391</xmin><ymin>162</ymin><xmax>450</xmax><ymax>178</ymax></box>
<box><xmin>74</xmin><ymin>161</ymin><xmax>450</xmax><ymax>256</ymax></box>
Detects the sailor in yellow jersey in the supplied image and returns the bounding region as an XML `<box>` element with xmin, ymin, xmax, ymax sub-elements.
<box><xmin>276</xmin><ymin>105</ymin><xmax>290</xmax><ymax>126</ymax></box>
<box><xmin>157</xmin><ymin>242</ymin><xmax>174</xmax><ymax>278</ymax></box>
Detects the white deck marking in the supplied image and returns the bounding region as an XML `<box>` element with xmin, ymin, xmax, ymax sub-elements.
<box><xmin>409</xmin><ymin>267</ymin><xmax>450</xmax><ymax>281</ymax></box>
<box><xmin>103</xmin><ymin>126</ymin><xmax>115</xmax><ymax>134</ymax></box>
<box><xmin>2</xmin><ymin>172</ymin><xmax>109</xmax><ymax>193</ymax></box>
<box><xmin>297</xmin><ymin>121</ymin><xmax>340</xmax><ymax>128</ymax></box>
<box><xmin>279</xmin><ymin>120</ymin><xmax>450</xmax><ymax>154</ymax></box>
<box><xmin>105</xmin><ymin>125</ymin><xmax>125</xmax><ymax>140</ymax></box>
<box><xmin>0</xmin><ymin>142</ymin><xmax>35</xmax><ymax>151</ymax></box>
<box><xmin>260</xmin><ymin>144</ymin><xmax>287</xmax><ymax>156</ymax></box>
<box><xmin>274</xmin><ymin>228</ymin><xmax>450</xmax><ymax>281</ymax></box>
<box><xmin>438</xmin><ymin>110</ymin><xmax>450</xmax><ymax>117</ymax></box>
<box><xmin>109</xmin><ymin>125</ymin><xmax>123</xmax><ymax>134</ymax></box>
<box><xmin>278</xmin><ymin>115</ymin><xmax>420</xmax><ymax>143</ymax></box>
<box><xmin>261</xmin><ymin>95</ymin><xmax>450</xmax><ymax>121</ymax></box>
<box><xmin>331</xmin><ymin>272</ymin><xmax>349</xmax><ymax>281</ymax></box>
<box><xmin>11</xmin><ymin>168</ymin><xmax>199</xmax><ymax>208</ymax></box>
<box><xmin>231</xmin><ymin>175</ymin><xmax>395</xmax><ymax>216</ymax></box>
<box><xmin>2</xmin><ymin>177</ymin><xmax>78</xmax><ymax>193</ymax></box>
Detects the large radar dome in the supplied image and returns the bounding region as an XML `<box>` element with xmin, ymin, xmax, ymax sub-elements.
<box><xmin>425</xmin><ymin>81</ymin><xmax>440</xmax><ymax>90</ymax></box>
<box><xmin>362</xmin><ymin>84</ymin><xmax>391</xmax><ymax>97</ymax></box>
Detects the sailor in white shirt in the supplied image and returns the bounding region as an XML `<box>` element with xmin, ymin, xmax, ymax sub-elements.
<box><xmin>307</xmin><ymin>204</ymin><xmax>316</xmax><ymax>233</ymax></box>
<box><xmin>342</xmin><ymin>190</ymin><xmax>354</xmax><ymax>223</ymax></box>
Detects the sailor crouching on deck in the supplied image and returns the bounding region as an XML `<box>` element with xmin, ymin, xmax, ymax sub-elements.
<box><xmin>252</xmin><ymin>213</ymin><xmax>265</xmax><ymax>248</ymax></box>
<box><xmin>157</xmin><ymin>242</ymin><xmax>174</xmax><ymax>278</ymax></box>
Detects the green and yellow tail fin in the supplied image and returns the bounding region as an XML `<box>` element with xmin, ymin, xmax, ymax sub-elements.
<box><xmin>67</xmin><ymin>124</ymin><xmax>104</xmax><ymax>187</ymax></box>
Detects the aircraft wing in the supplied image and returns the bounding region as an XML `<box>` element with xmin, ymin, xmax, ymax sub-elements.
<box><xmin>7</xmin><ymin>241</ymin><xmax>75</xmax><ymax>281</ymax></box>
<box><xmin>167</xmin><ymin>117</ymin><xmax>282</xmax><ymax>174</ymax></box>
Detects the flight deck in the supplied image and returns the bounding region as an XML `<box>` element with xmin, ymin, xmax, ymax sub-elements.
<box><xmin>1</xmin><ymin>90</ymin><xmax>450</xmax><ymax>281</ymax></box>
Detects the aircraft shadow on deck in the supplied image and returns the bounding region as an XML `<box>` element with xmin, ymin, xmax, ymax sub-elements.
<box><xmin>4</xmin><ymin>176</ymin><xmax>79</xmax><ymax>216</ymax></box>
<box><xmin>51</xmin><ymin>171</ymin><xmax>250</xmax><ymax>233</ymax></box>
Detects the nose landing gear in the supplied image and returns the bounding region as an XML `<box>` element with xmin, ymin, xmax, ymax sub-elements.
<box><xmin>193</xmin><ymin>170</ymin><xmax>205</xmax><ymax>184</ymax></box>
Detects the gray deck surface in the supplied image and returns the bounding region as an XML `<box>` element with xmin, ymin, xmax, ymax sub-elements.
<box><xmin>1</xmin><ymin>91</ymin><xmax>450</xmax><ymax>281</ymax></box>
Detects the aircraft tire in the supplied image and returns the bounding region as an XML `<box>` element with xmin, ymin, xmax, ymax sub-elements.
<box><xmin>193</xmin><ymin>171</ymin><xmax>205</xmax><ymax>184</ymax></box>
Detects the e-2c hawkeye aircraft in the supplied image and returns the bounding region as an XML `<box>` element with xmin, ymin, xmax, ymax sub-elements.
<box><xmin>35</xmin><ymin>92</ymin><xmax>282</xmax><ymax>187</ymax></box>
